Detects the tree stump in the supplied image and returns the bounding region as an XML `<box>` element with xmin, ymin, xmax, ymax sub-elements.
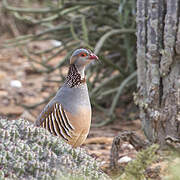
<box><xmin>136</xmin><ymin>0</ymin><xmax>180</xmax><ymax>146</ymax></box>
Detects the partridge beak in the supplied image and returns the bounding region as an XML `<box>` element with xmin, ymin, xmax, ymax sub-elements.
<box><xmin>89</xmin><ymin>53</ymin><xmax>99</xmax><ymax>60</ymax></box>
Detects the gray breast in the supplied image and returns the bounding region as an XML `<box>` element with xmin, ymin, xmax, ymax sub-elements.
<box><xmin>54</xmin><ymin>84</ymin><xmax>91</xmax><ymax>115</ymax></box>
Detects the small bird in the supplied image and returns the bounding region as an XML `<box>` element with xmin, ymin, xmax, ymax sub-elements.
<box><xmin>35</xmin><ymin>48</ymin><xmax>98</xmax><ymax>148</ymax></box>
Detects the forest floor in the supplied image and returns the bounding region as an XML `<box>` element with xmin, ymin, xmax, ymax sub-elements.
<box><xmin>0</xmin><ymin>38</ymin><xmax>175</xmax><ymax>179</ymax></box>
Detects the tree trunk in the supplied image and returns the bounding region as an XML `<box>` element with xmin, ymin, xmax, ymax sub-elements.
<box><xmin>136</xmin><ymin>0</ymin><xmax>180</xmax><ymax>146</ymax></box>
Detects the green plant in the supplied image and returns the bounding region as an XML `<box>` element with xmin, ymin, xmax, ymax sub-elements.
<box><xmin>118</xmin><ymin>144</ymin><xmax>159</xmax><ymax>180</ymax></box>
<box><xmin>0</xmin><ymin>118</ymin><xmax>109</xmax><ymax>179</ymax></box>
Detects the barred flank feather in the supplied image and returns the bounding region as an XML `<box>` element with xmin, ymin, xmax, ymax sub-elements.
<box><xmin>42</xmin><ymin>103</ymin><xmax>74</xmax><ymax>142</ymax></box>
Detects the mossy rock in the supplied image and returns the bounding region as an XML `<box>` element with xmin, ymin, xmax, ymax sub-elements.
<box><xmin>0</xmin><ymin>118</ymin><xmax>110</xmax><ymax>180</ymax></box>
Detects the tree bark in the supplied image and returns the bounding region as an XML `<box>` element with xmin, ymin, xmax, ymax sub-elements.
<box><xmin>136</xmin><ymin>0</ymin><xmax>180</xmax><ymax>146</ymax></box>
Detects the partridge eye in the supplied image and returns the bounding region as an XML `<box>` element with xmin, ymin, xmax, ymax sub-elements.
<box><xmin>80</xmin><ymin>53</ymin><xmax>87</xmax><ymax>57</ymax></box>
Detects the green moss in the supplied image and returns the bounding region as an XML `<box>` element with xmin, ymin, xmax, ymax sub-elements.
<box><xmin>0</xmin><ymin>118</ymin><xmax>109</xmax><ymax>180</ymax></box>
<box><xmin>164</xmin><ymin>155</ymin><xmax>180</xmax><ymax>180</ymax></box>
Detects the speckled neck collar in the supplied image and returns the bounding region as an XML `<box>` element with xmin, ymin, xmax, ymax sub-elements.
<box><xmin>65</xmin><ymin>64</ymin><xmax>86</xmax><ymax>88</ymax></box>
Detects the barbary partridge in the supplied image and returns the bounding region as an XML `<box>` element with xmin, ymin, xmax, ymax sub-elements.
<box><xmin>35</xmin><ymin>48</ymin><xmax>98</xmax><ymax>148</ymax></box>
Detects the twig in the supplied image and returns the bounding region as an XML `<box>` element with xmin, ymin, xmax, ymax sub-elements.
<box><xmin>100</xmin><ymin>57</ymin><xmax>126</xmax><ymax>75</ymax></box>
<box><xmin>99</xmin><ymin>79</ymin><xmax>136</xmax><ymax>99</ymax></box>
<box><xmin>14</xmin><ymin>12</ymin><xmax>59</xmax><ymax>25</ymax></box>
<box><xmin>92</xmin><ymin>71</ymin><xmax>137</xmax><ymax>127</ymax></box>
<box><xmin>23</xmin><ymin>48</ymin><xmax>52</xmax><ymax>70</ymax></box>
<box><xmin>94</xmin><ymin>29</ymin><xmax>135</xmax><ymax>55</ymax></box>
<box><xmin>91</xmin><ymin>115</ymin><xmax>115</xmax><ymax>128</ymax></box>
<box><xmin>82</xmin><ymin>16</ymin><xmax>89</xmax><ymax>44</ymax></box>
<box><xmin>108</xmin><ymin>71</ymin><xmax>137</xmax><ymax>117</ymax></box>
<box><xmin>90</xmin><ymin>73</ymin><xmax>121</xmax><ymax>97</ymax></box>
<box><xmin>21</xmin><ymin>93</ymin><xmax>56</xmax><ymax>109</ymax></box>
<box><xmin>91</xmin><ymin>99</ymin><xmax>107</xmax><ymax>113</ymax></box>
<box><xmin>3</xmin><ymin>0</ymin><xmax>64</xmax><ymax>13</ymax></box>
<box><xmin>98</xmin><ymin>87</ymin><xmax>119</xmax><ymax>98</ymax></box>
<box><xmin>110</xmin><ymin>131</ymin><xmax>150</xmax><ymax>169</ymax></box>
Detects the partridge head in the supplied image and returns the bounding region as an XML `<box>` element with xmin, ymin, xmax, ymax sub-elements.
<box><xmin>35</xmin><ymin>48</ymin><xmax>98</xmax><ymax>148</ymax></box>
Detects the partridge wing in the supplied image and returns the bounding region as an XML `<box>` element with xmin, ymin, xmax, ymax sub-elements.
<box><xmin>35</xmin><ymin>102</ymin><xmax>74</xmax><ymax>142</ymax></box>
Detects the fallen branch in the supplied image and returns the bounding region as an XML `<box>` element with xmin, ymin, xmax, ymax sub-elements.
<box><xmin>110</xmin><ymin>131</ymin><xmax>150</xmax><ymax>169</ymax></box>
